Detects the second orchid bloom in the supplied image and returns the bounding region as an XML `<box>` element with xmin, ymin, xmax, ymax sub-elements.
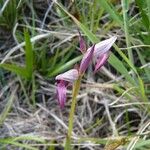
<box><xmin>55</xmin><ymin>33</ymin><xmax>117</xmax><ymax>108</ymax></box>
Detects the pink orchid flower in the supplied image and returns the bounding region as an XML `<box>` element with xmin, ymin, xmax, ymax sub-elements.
<box><xmin>79</xmin><ymin>44</ymin><xmax>95</xmax><ymax>74</ymax></box>
<box><xmin>79</xmin><ymin>36</ymin><xmax>117</xmax><ymax>73</ymax></box>
<box><xmin>55</xmin><ymin>69</ymin><xmax>79</xmax><ymax>108</ymax></box>
<box><xmin>56</xmin><ymin>34</ymin><xmax>117</xmax><ymax>108</ymax></box>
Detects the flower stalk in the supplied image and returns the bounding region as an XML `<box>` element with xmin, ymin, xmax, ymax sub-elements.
<box><xmin>65</xmin><ymin>75</ymin><xmax>82</xmax><ymax>150</ymax></box>
<box><xmin>55</xmin><ymin>33</ymin><xmax>117</xmax><ymax>149</ymax></box>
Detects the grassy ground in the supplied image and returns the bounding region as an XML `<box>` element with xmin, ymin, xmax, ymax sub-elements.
<box><xmin>0</xmin><ymin>0</ymin><xmax>150</xmax><ymax>149</ymax></box>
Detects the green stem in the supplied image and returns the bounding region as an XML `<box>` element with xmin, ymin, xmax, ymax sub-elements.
<box><xmin>65</xmin><ymin>75</ymin><xmax>82</xmax><ymax>150</ymax></box>
<box><xmin>121</xmin><ymin>0</ymin><xmax>133</xmax><ymax>64</ymax></box>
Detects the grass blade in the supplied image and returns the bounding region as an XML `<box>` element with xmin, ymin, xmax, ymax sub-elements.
<box><xmin>113</xmin><ymin>45</ymin><xmax>148</xmax><ymax>101</ymax></box>
<box><xmin>147</xmin><ymin>0</ymin><xmax>150</xmax><ymax>21</ymax></box>
<box><xmin>0</xmin><ymin>85</ymin><xmax>18</xmax><ymax>125</ymax></box>
<box><xmin>0</xmin><ymin>140</ymin><xmax>38</xmax><ymax>150</ymax></box>
<box><xmin>97</xmin><ymin>0</ymin><xmax>123</xmax><ymax>27</ymax></box>
<box><xmin>0</xmin><ymin>63</ymin><xmax>28</xmax><ymax>79</ymax></box>
<box><xmin>24</xmin><ymin>29</ymin><xmax>34</xmax><ymax>79</ymax></box>
<box><xmin>109</xmin><ymin>53</ymin><xmax>135</xmax><ymax>85</ymax></box>
<box><xmin>0</xmin><ymin>0</ymin><xmax>17</xmax><ymax>29</ymax></box>
<box><xmin>121</xmin><ymin>0</ymin><xmax>133</xmax><ymax>64</ymax></box>
<box><xmin>48</xmin><ymin>55</ymin><xmax>82</xmax><ymax>77</ymax></box>
<box><xmin>55</xmin><ymin>1</ymin><xmax>99</xmax><ymax>43</ymax></box>
<box><xmin>136</xmin><ymin>50</ymin><xmax>150</xmax><ymax>81</ymax></box>
<box><xmin>114</xmin><ymin>44</ymin><xmax>137</xmax><ymax>74</ymax></box>
<box><xmin>135</xmin><ymin>0</ymin><xmax>150</xmax><ymax>29</ymax></box>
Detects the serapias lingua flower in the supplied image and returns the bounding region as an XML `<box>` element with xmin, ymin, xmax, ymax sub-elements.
<box><xmin>56</xmin><ymin>35</ymin><xmax>117</xmax><ymax>108</ymax></box>
<box><xmin>79</xmin><ymin>36</ymin><xmax>117</xmax><ymax>73</ymax></box>
<box><xmin>79</xmin><ymin>44</ymin><xmax>95</xmax><ymax>74</ymax></box>
<box><xmin>55</xmin><ymin>69</ymin><xmax>79</xmax><ymax>108</ymax></box>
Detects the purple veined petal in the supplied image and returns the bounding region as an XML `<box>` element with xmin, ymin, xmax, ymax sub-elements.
<box><xmin>56</xmin><ymin>80</ymin><xmax>67</xmax><ymax>108</ymax></box>
<box><xmin>79</xmin><ymin>31</ymin><xmax>86</xmax><ymax>53</ymax></box>
<box><xmin>94</xmin><ymin>52</ymin><xmax>109</xmax><ymax>73</ymax></box>
<box><xmin>87</xmin><ymin>36</ymin><xmax>117</xmax><ymax>58</ymax></box>
<box><xmin>55</xmin><ymin>69</ymin><xmax>79</xmax><ymax>83</ymax></box>
<box><xmin>79</xmin><ymin>44</ymin><xmax>95</xmax><ymax>74</ymax></box>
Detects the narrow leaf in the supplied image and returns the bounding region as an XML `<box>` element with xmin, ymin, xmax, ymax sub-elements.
<box><xmin>97</xmin><ymin>0</ymin><xmax>123</xmax><ymax>27</ymax></box>
<box><xmin>109</xmin><ymin>53</ymin><xmax>135</xmax><ymax>85</ymax></box>
<box><xmin>0</xmin><ymin>63</ymin><xmax>28</xmax><ymax>79</ymax></box>
<box><xmin>24</xmin><ymin>29</ymin><xmax>34</xmax><ymax>79</ymax></box>
<box><xmin>48</xmin><ymin>55</ymin><xmax>82</xmax><ymax>77</ymax></box>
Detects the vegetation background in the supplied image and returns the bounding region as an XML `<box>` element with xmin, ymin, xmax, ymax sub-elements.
<box><xmin>0</xmin><ymin>0</ymin><xmax>150</xmax><ymax>149</ymax></box>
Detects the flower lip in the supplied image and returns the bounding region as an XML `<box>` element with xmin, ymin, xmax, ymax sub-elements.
<box><xmin>55</xmin><ymin>69</ymin><xmax>79</xmax><ymax>108</ymax></box>
<box><xmin>94</xmin><ymin>52</ymin><xmax>110</xmax><ymax>73</ymax></box>
<box><xmin>56</xmin><ymin>80</ymin><xmax>67</xmax><ymax>109</ymax></box>
<box><xmin>55</xmin><ymin>69</ymin><xmax>79</xmax><ymax>83</ymax></box>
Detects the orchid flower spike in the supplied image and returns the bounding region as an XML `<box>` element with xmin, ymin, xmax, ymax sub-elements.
<box><xmin>55</xmin><ymin>69</ymin><xmax>79</xmax><ymax>108</ymax></box>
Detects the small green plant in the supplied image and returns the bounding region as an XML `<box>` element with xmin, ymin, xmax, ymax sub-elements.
<box><xmin>0</xmin><ymin>0</ymin><xmax>17</xmax><ymax>30</ymax></box>
<box><xmin>55</xmin><ymin>32</ymin><xmax>117</xmax><ymax>149</ymax></box>
<box><xmin>0</xmin><ymin>29</ymin><xmax>34</xmax><ymax>80</ymax></box>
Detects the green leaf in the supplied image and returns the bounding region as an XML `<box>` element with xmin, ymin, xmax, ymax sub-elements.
<box><xmin>24</xmin><ymin>29</ymin><xmax>34</xmax><ymax>79</ymax></box>
<box><xmin>0</xmin><ymin>135</ymin><xmax>45</xmax><ymax>150</ymax></box>
<box><xmin>113</xmin><ymin>45</ymin><xmax>148</xmax><ymax>101</ymax></box>
<box><xmin>147</xmin><ymin>0</ymin><xmax>150</xmax><ymax>21</ymax></box>
<box><xmin>0</xmin><ymin>0</ymin><xmax>17</xmax><ymax>29</ymax></box>
<box><xmin>114</xmin><ymin>44</ymin><xmax>137</xmax><ymax>75</ymax></box>
<box><xmin>0</xmin><ymin>63</ymin><xmax>28</xmax><ymax>79</ymax></box>
<box><xmin>108</xmin><ymin>53</ymin><xmax>135</xmax><ymax>85</ymax></box>
<box><xmin>138</xmin><ymin>76</ymin><xmax>148</xmax><ymax>103</ymax></box>
<box><xmin>13</xmin><ymin>135</ymin><xmax>45</xmax><ymax>143</ymax></box>
<box><xmin>121</xmin><ymin>0</ymin><xmax>133</xmax><ymax>64</ymax></box>
<box><xmin>133</xmin><ymin>139</ymin><xmax>150</xmax><ymax>149</ymax></box>
<box><xmin>136</xmin><ymin>50</ymin><xmax>150</xmax><ymax>81</ymax></box>
<box><xmin>135</xmin><ymin>0</ymin><xmax>144</xmax><ymax>8</ymax></box>
<box><xmin>135</xmin><ymin>0</ymin><xmax>150</xmax><ymax>29</ymax></box>
<box><xmin>0</xmin><ymin>140</ymin><xmax>37</xmax><ymax>150</ymax></box>
<box><xmin>55</xmin><ymin>1</ymin><xmax>99</xmax><ymax>43</ymax></box>
<box><xmin>97</xmin><ymin>0</ymin><xmax>123</xmax><ymax>27</ymax></box>
<box><xmin>48</xmin><ymin>55</ymin><xmax>82</xmax><ymax>77</ymax></box>
<box><xmin>141</xmin><ymin>10</ymin><xmax>150</xmax><ymax>29</ymax></box>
